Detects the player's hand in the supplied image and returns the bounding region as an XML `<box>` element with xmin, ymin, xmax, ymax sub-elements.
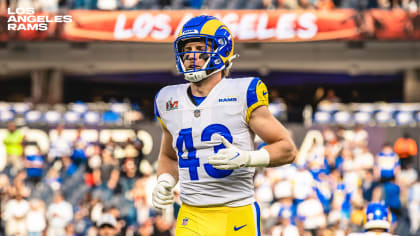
<box><xmin>208</xmin><ymin>135</ymin><xmax>251</xmax><ymax>170</ymax></box>
<box><xmin>152</xmin><ymin>173</ymin><xmax>176</xmax><ymax>210</ymax></box>
<box><xmin>208</xmin><ymin>134</ymin><xmax>270</xmax><ymax>170</ymax></box>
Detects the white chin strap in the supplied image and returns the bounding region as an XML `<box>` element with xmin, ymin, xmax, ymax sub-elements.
<box><xmin>184</xmin><ymin>70</ymin><xmax>210</xmax><ymax>83</ymax></box>
<box><xmin>182</xmin><ymin>57</ymin><xmax>213</xmax><ymax>83</ymax></box>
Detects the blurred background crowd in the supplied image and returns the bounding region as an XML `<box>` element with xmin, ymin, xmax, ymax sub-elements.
<box><xmin>1</xmin><ymin>0</ymin><xmax>420</xmax><ymax>12</ymax></box>
<box><xmin>0</xmin><ymin>116</ymin><xmax>419</xmax><ymax>235</ymax></box>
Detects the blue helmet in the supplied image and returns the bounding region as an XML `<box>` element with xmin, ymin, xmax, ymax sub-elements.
<box><xmin>174</xmin><ymin>15</ymin><xmax>238</xmax><ymax>83</ymax></box>
<box><xmin>364</xmin><ymin>202</ymin><xmax>391</xmax><ymax>231</ymax></box>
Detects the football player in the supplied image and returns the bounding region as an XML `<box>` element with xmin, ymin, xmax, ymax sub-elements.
<box><xmin>152</xmin><ymin>15</ymin><xmax>297</xmax><ymax>236</ymax></box>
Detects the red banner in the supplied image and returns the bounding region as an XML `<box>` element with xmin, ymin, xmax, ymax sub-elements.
<box><xmin>2</xmin><ymin>10</ymin><xmax>420</xmax><ymax>42</ymax></box>
<box><xmin>63</xmin><ymin>10</ymin><xmax>360</xmax><ymax>42</ymax></box>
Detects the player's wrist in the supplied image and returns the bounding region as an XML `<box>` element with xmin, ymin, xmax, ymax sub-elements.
<box><xmin>157</xmin><ymin>173</ymin><xmax>176</xmax><ymax>188</ymax></box>
<box><xmin>247</xmin><ymin>148</ymin><xmax>270</xmax><ymax>167</ymax></box>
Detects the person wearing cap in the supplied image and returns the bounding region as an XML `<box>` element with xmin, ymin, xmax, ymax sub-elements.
<box><xmin>97</xmin><ymin>213</ymin><xmax>117</xmax><ymax>236</ymax></box>
<box><xmin>349</xmin><ymin>202</ymin><xmax>394</xmax><ymax>236</ymax></box>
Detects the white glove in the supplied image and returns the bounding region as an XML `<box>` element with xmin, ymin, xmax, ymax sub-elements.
<box><xmin>152</xmin><ymin>173</ymin><xmax>176</xmax><ymax>210</ymax></box>
<box><xmin>208</xmin><ymin>135</ymin><xmax>270</xmax><ymax>170</ymax></box>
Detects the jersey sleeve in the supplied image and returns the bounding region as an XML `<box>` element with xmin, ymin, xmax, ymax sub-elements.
<box><xmin>245</xmin><ymin>77</ymin><xmax>269</xmax><ymax>123</ymax></box>
<box><xmin>154</xmin><ymin>90</ymin><xmax>167</xmax><ymax>129</ymax></box>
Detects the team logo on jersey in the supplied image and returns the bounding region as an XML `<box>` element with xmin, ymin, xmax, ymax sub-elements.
<box><xmin>166</xmin><ymin>98</ymin><xmax>179</xmax><ymax>111</ymax></box>
<box><xmin>218</xmin><ymin>96</ymin><xmax>238</xmax><ymax>103</ymax></box>
<box><xmin>182</xmin><ymin>218</ymin><xmax>189</xmax><ymax>226</ymax></box>
<box><xmin>194</xmin><ymin>109</ymin><xmax>200</xmax><ymax>118</ymax></box>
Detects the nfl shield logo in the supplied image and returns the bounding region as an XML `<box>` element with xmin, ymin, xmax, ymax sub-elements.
<box><xmin>194</xmin><ymin>109</ymin><xmax>200</xmax><ymax>118</ymax></box>
<box><xmin>182</xmin><ymin>218</ymin><xmax>189</xmax><ymax>226</ymax></box>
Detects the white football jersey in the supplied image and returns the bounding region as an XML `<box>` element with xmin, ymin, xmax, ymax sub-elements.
<box><xmin>154</xmin><ymin>77</ymin><xmax>269</xmax><ymax>206</ymax></box>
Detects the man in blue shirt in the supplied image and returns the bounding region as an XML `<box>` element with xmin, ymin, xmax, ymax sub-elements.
<box><xmin>25</xmin><ymin>145</ymin><xmax>45</xmax><ymax>189</ymax></box>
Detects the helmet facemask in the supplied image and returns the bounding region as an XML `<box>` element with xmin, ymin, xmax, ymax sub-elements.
<box><xmin>175</xmin><ymin>35</ymin><xmax>227</xmax><ymax>83</ymax></box>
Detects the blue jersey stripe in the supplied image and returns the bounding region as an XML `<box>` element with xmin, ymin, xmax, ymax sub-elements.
<box><xmin>254</xmin><ymin>202</ymin><xmax>261</xmax><ymax>236</ymax></box>
<box><xmin>154</xmin><ymin>90</ymin><xmax>161</xmax><ymax>119</ymax></box>
<box><xmin>246</xmin><ymin>77</ymin><xmax>260</xmax><ymax>109</ymax></box>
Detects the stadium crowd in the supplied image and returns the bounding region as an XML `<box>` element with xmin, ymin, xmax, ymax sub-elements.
<box><xmin>0</xmin><ymin>118</ymin><xmax>419</xmax><ymax>235</ymax></box>
<box><xmin>2</xmin><ymin>0</ymin><xmax>420</xmax><ymax>12</ymax></box>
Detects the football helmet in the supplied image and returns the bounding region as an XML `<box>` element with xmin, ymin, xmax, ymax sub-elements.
<box><xmin>364</xmin><ymin>202</ymin><xmax>391</xmax><ymax>231</ymax></box>
<box><xmin>174</xmin><ymin>15</ymin><xmax>238</xmax><ymax>83</ymax></box>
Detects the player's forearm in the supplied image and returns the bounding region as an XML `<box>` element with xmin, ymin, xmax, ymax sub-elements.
<box><xmin>157</xmin><ymin>154</ymin><xmax>179</xmax><ymax>182</ymax></box>
<box><xmin>263</xmin><ymin>138</ymin><xmax>297</xmax><ymax>167</ymax></box>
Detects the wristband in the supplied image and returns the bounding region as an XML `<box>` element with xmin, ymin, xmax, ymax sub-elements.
<box><xmin>157</xmin><ymin>173</ymin><xmax>176</xmax><ymax>187</ymax></box>
<box><xmin>248</xmin><ymin>148</ymin><xmax>270</xmax><ymax>167</ymax></box>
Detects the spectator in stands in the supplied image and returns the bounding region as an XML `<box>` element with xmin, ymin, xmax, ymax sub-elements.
<box><xmin>298</xmin><ymin>0</ymin><xmax>316</xmax><ymax>9</ymax></box>
<box><xmin>372</xmin><ymin>178</ymin><xmax>402</xmax><ymax>221</ymax></box>
<box><xmin>92</xmin><ymin>148</ymin><xmax>120</xmax><ymax>201</ymax></box>
<box><xmin>3</xmin><ymin>187</ymin><xmax>29</xmax><ymax>236</ymax></box>
<box><xmin>104</xmin><ymin>206</ymin><xmax>125</xmax><ymax>235</ymax></box>
<box><xmin>152</xmin><ymin>213</ymin><xmax>172</xmax><ymax>236</ymax></box>
<box><xmin>64</xmin><ymin>223</ymin><xmax>76</xmax><ymax>236</ymax></box>
<box><xmin>341</xmin><ymin>148</ymin><xmax>362</xmax><ymax>192</ymax></box>
<box><xmin>120</xmin><ymin>158</ymin><xmax>138</xmax><ymax>194</ymax></box>
<box><xmin>3</xmin><ymin>121</ymin><xmax>25</xmax><ymax>177</ymax></box>
<box><xmin>61</xmin><ymin>155</ymin><xmax>78</xmax><ymax>182</ymax></box>
<box><xmin>394</xmin><ymin>132</ymin><xmax>418</xmax><ymax>170</ymax></box>
<box><xmin>330</xmin><ymin>183</ymin><xmax>352</xmax><ymax>225</ymax></box>
<box><xmin>132</xmin><ymin>180</ymin><xmax>153</xmax><ymax>225</ymax></box>
<box><xmin>132</xmin><ymin>0</ymin><xmax>161</xmax><ymax>9</ymax></box>
<box><xmin>48</xmin><ymin>124</ymin><xmax>72</xmax><ymax>164</ymax></box>
<box><xmin>225</xmin><ymin>0</ymin><xmax>247</xmax><ymax>9</ymax></box>
<box><xmin>71</xmin><ymin>127</ymin><xmax>89</xmax><ymax>166</ymax></box>
<box><xmin>38</xmin><ymin>0</ymin><xmax>59</xmax><ymax>12</ymax></box>
<box><xmin>14</xmin><ymin>0</ymin><xmax>35</xmax><ymax>8</ymax></box>
<box><xmin>293</xmin><ymin>164</ymin><xmax>315</xmax><ymax>206</ymax></box>
<box><xmin>120</xmin><ymin>0</ymin><xmax>140</xmax><ymax>9</ymax></box>
<box><xmin>391</xmin><ymin>0</ymin><xmax>402</xmax><ymax>8</ymax></box>
<box><xmin>0</xmin><ymin>175</ymin><xmax>11</xmax><ymax>208</ymax></box>
<box><xmin>271</xmin><ymin>206</ymin><xmax>299</xmax><ymax>236</ymax></box>
<box><xmin>361</xmin><ymin>169</ymin><xmax>379</xmax><ymax>201</ymax></box>
<box><xmin>259</xmin><ymin>0</ymin><xmax>296</xmax><ymax>9</ymax></box>
<box><xmin>375</xmin><ymin>143</ymin><xmax>400</xmax><ymax>184</ymax></box>
<box><xmin>46</xmin><ymin>192</ymin><xmax>74</xmax><ymax>236</ymax></box>
<box><xmin>317</xmin><ymin>0</ymin><xmax>335</xmax><ymax>9</ymax></box>
<box><xmin>26</xmin><ymin>199</ymin><xmax>46</xmax><ymax>236</ymax></box>
<box><xmin>44</xmin><ymin>167</ymin><xmax>62</xmax><ymax>193</ymax></box>
<box><xmin>349</xmin><ymin>194</ymin><xmax>365</xmax><ymax>232</ymax></box>
<box><xmin>72</xmin><ymin>195</ymin><xmax>94</xmax><ymax>235</ymax></box>
<box><xmin>261</xmin><ymin>0</ymin><xmax>276</xmax><ymax>9</ymax></box>
<box><xmin>408</xmin><ymin>178</ymin><xmax>420</xmax><ymax>235</ymax></box>
<box><xmin>24</xmin><ymin>145</ymin><xmax>45</xmax><ymax>190</ymax></box>
<box><xmin>86</xmin><ymin>226</ymin><xmax>98</xmax><ymax>236</ymax></box>
<box><xmin>0</xmin><ymin>0</ymin><xmax>6</xmax><ymax>12</ymax></box>
<box><xmin>97</xmin><ymin>0</ymin><xmax>119</xmax><ymax>10</ymax></box>
<box><xmin>297</xmin><ymin>190</ymin><xmax>327</xmax><ymax>236</ymax></box>
<box><xmin>403</xmin><ymin>0</ymin><xmax>419</xmax><ymax>12</ymax></box>
<box><xmin>325</xmin><ymin>89</ymin><xmax>341</xmax><ymax>103</ymax></box>
<box><xmin>94</xmin><ymin>166</ymin><xmax>120</xmax><ymax>202</ymax></box>
<box><xmin>352</xmin><ymin>125</ymin><xmax>369</xmax><ymax>148</ymax></box>
<box><xmin>67</xmin><ymin>0</ymin><xmax>97</xmax><ymax>9</ymax></box>
<box><xmin>97</xmin><ymin>213</ymin><xmax>118</xmax><ymax>236</ymax></box>
<box><xmin>311</xmin><ymin>87</ymin><xmax>325</xmax><ymax>112</ymax></box>
<box><xmin>13</xmin><ymin>170</ymin><xmax>31</xmax><ymax>198</ymax></box>
<box><xmin>354</xmin><ymin>145</ymin><xmax>374</xmax><ymax>174</ymax></box>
